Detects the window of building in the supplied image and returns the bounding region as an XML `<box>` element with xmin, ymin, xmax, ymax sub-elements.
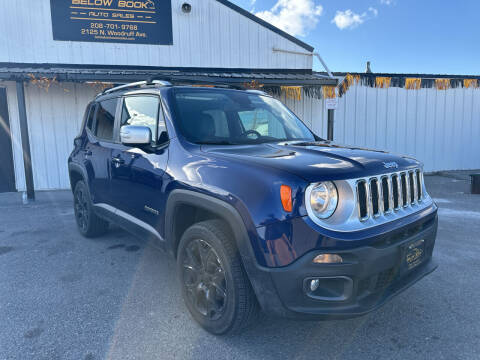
<box><xmin>94</xmin><ymin>99</ymin><xmax>117</xmax><ymax>141</ymax></box>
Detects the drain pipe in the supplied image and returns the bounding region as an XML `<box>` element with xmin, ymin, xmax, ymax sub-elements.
<box><xmin>272</xmin><ymin>48</ymin><xmax>336</xmax><ymax>140</ymax></box>
<box><xmin>272</xmin><ymin>48</ymin><xmax>334</xmax><ymax>78</ymax></box>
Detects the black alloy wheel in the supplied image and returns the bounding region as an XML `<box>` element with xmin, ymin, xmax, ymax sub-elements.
<box><xmin>73</xmin><ymin>181</ymin><xmax>109</xmax><ymax>238</ymax></box>
<box><xmin>177</xmin><ymin>220</ymin><xmax>259</xmax><ymax>335</ymax></box>
<box><xmin>74</xmin><ymin>186</ymin><xmax>89</xmax><ymax>233</ymax></box>
<box><xmin>182</xmin><ymin>239</ymin><xmax>227</xmax><ymax>320</ymax></box>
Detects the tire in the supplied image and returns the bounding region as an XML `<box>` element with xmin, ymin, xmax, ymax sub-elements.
<box><xmin>73</xmin><ymin>180</ymin><xmax>109</xmax><ymax>238</ymax></box>
<box><xmin>177</xmin><ymin>219</ymin><xmax>259</xmax><ymax>335</ymax></box>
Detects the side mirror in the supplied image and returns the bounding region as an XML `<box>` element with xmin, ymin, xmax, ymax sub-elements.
<box><xmin>120</xmin><ymin>125</ymin><xmax>151</xmax><ymax>146</ymax></box>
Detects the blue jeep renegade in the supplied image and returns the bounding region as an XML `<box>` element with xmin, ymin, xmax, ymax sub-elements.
<box><xmin>69</xmin><ymin>80</ymin><xmax>438</xmax><ymax>334</ymax></box>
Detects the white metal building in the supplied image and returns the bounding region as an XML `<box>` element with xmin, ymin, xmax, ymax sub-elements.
<box><xmin>0</xmin><ymin>0</ymin><xmax>335</xmax><ymax>195</ymax></box>
<box><xmin>0</xmin><ymin>0</ymin><xmax>479</xmax><ymax>196</ymax></box>
<box><xmin>331</xmin><ymin>73</ymin><xmax>480</xmax><ymax>173</ymax></box>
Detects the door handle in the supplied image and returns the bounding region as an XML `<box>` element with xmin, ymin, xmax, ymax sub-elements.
<box><xmin>83</xmin><ymin>149</ymin><xmax>92</xmax><ymax>156</ymax></box>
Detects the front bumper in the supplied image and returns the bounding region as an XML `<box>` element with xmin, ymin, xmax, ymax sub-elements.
<box><xmin>246</xmin><ymin>212</ymin><xmax>438</xmax><ymax>319</ymax></box>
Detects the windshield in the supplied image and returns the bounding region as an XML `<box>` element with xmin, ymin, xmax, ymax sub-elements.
<box><xmin>172</xmin><ymin>88</ymin><xmax>316</xmax><ymax>145</ymax></box>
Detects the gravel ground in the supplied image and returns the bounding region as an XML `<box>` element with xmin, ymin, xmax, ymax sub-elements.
<box><xmin>0</xmin><ymin>173</ymin><xmax>479</xmax><ymax>360</ymax></box>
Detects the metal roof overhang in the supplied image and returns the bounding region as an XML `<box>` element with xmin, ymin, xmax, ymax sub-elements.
<box><xmin>0</xmin><ymin>65</ymin><xmax>337</xmax><ymax>87</ymax></box>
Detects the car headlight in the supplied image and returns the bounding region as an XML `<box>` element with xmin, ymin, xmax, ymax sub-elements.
<box><xmin>309</xmin><ymin>181</ymin><xmax>338</xmax><ymax>219</ymax></box>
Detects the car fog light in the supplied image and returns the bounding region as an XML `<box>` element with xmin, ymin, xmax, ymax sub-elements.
<box><xmin>313</xmin><ymin>254</ymin><xmax>343</xmax><ymax>264</ymax></box>
<box><xmin>310</xmin><ymin>279</ymin><xmax>320</xmax><ymax>292</ymax></box>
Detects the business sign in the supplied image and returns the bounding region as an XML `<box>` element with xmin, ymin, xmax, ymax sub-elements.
<box><xmin>50</xmin><ymin>0</ymin><xmax>173</xmax><ymax>45</ymax></box>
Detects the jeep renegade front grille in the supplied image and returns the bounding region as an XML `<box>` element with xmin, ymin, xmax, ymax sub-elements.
<box><xmin>356</xmin><ymin>169</ymin><xmax>424</xmax><ymax>221</ymax></box>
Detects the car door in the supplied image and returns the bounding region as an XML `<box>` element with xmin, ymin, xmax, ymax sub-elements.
<box><xmin>84</xmin><ymin>98</ymin><xmax>119</xmax><ymax>205</ymax></box>
<box><xmin>110</xmin><ymin>94</ymin><xmax>169</xmax><ymax>242</ymax></box>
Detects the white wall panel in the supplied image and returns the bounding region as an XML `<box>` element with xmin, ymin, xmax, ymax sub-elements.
<box><xmin>333</xmin><ymin>84</ymin><xmax>480</xmax><ymax>172</ymax></box>
<box><xmin>10</xmin><ymin>83</ymin><xmax>98</xmax><ymax>191</ymax></box>
<box><xmin>274</xmin><ymin>91</ymin><xmax>327</xmax><ymax>138</ymax></box>
<box><xmin>0</xmin><ymin>0</ymin><xmax>313</xmax><ymax>70</ymax></box>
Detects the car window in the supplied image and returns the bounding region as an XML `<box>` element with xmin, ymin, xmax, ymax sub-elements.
<box><xmin>85</xmin><ymin>103</ymin><xmax>97</xmax><ymax>132</ymax></box>
<box><xmin>94</xmin><ymin>99</ymin><xmax>117</xmax><ymax>141</ymax></box>
<box><xmin>238</xmin><ymin>109</ymin><xmax>286</xmax><ymax>138</ymax></box>
<box><xmin>173</xmin><ymin>89</ymin><xmax>314</xmax><ymax>144</ymax></box>
<box><xmin>157</xmin><ymin>101</ymin><xmax>169</xmax><ymax>144</ymax></box>
<box><xmin>121</xmin><ymin>96</ymin><xmax>160</xmax><ymax>143</ymax></box>
<box><xmin>204</xmin><ymin>110</ymin><xmax>230</xmax><ymax>138</ymax></box>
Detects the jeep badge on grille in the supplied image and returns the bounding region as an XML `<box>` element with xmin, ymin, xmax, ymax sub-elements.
<box><xmin>383</xmin><ymin>162</ymin><xmax>399</xmax><ymax>169</ymax></box>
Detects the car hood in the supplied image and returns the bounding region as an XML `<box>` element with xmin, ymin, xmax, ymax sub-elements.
<box><xmin>201</xmin><ymin>141</ymin><xmax>421</xmax><ymax>182</ymax></box>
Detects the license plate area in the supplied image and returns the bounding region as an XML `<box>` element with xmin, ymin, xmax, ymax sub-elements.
<box><xmin>401</xmin><ymin>239</ymin><xmax>425</xmax><ymax>273</ymax></box>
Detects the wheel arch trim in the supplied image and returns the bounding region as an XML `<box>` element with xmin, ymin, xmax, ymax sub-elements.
<box><xmin>165</xmin><ymin>189</ymin><xmax>287</xmax><ymax>314</ymax></box>
<box><xmin>165</xmin><ymin>190</ymin><xmax>251</xmax><ymax>257</ymax></box>
<box><xmin>68</xmin><ymin>162</ymin><xmax>88</xmax><ymax>191</ymax></box>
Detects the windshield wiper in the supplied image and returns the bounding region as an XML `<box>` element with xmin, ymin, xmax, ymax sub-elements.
<box><xmin>279</xmin><ymin>139</ymin><xmax>316</xmax><ymax>146</ymax></box>
<box><xmin>197</xmin><ymin>140</ymin><xmax>239</xmax><ymax>145</ymax></box>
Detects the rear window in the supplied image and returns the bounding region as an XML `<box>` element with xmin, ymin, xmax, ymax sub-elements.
<box><xmin>85</xmin><ymin>104</ymin><xmax>96</xmax><ymax>132</ymax></box>
<box><xmin>94</xmin><ymin>99</ymin><xmax>117</xmax><ymax>141</ymax></box>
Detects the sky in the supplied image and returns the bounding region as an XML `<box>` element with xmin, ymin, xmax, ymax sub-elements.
<box><xmin>229</xmin><ymin>0</ymin><xmax>479</xmax><ymax>75</ymax></box>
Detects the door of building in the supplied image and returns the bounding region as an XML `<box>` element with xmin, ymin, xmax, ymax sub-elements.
<box><xmin>0</xmin><ymin>87</ymin><xmax>16</xmax><ymax>193</ymax></box>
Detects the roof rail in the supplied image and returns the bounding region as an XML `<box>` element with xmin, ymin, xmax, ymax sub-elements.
<box><xmin>98</xmin><ymin>80</ymin><xmax>171</xmax><ymax>97</ymax></box>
